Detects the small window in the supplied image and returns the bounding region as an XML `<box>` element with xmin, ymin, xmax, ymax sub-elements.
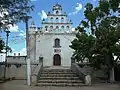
<box><xmin>61</xmin><ymin>17</ymin><xmax>64</xmax><ymax>22</ymax></box>
<box><xmin>50</xmin><ymin>17</ymin><xmax>53</xmax><ymax>22</ymax></box>
<box><xmin>56</xmin><ymin>11</ymin><xmax>59</xmax><ymax>14</ymax></box>
<box><xmin>45</xmin><ymin>26</ymin><xmax>48</xmax><ymax>31</ymax></box>
<box><xmin>61</xmin><ymin>26</ymin><xmax>64</xmax><ymax>29</ymax></box>
<box><xmin>56</xmin><ymin>17</ymin><xmax>59</xmax><ymax>22</ymax></box>
<box><xmin>54</xmin><ymin>38</ymin><xmax>60</xmax><ymax>47</ymax></box>
<box><xmin>50</xmin><ymin>26</ymin><xmax>53</xmax><ymax>29</ymax></box>
<box><xmin>56</xmin><ymin>26</ymin><xmax>59</xmax><ymax>29</ymax></box>
<box><xmin>45</xmin><ymin>26</ymin><xmax>48</xmax><ymax>28</ymax></box>
<box><xmin>67</xmin><ymin>26</ymin><xmax>69</xmax><ymax>29</ymax></box>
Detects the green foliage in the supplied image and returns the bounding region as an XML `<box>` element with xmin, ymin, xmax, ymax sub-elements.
<box><xmin>0</xmin><ymin>0</ymin><xmax>34</xmax><ymax>30</ymax></box>
<box><xmin>70</xmin><ymin>0</ymin><xmax>120</xmax><ymax>70</ymax></box>
<box><xmin>0</xmin><ymin>0</ymin><xmax>34</xmax><ymax>52</ymax></box>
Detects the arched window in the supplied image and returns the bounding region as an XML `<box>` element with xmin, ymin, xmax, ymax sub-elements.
<box><xmin>61</xmin><ymin>26</ymin><xmax>64</xmax><ymax>29</ymax></box>
<box><xmin>56</xmin><ymin>26</ymin><xmax>59</xmax><ymax>29</ymax></box>
<box><xmin>56</xmin><ymin>11</ymin><xmax>59</xmax><ymax>14</ymax></box>
<box><xmin>66</xmin><ymin>26</ymin><xmax>70</xmax><ymax>29</ymax></box>
<box><xmin>45</xmin><ymin>26</ymin><xmax>48</xmax><ymax>31</ymax></box>
<box><xmin>50</xmin><ymin>17</ymin><xmax>53</xmax><ymax>22</ymax></box>
<box><xmin>54</xmin><ymin>38</ymin><xmax>60</xmax><ymax>47</ymax></box>
<box><xmin>45</xmin><ymin>26</ymin><xmax>48</xmax><ymax>28</ymax></box>
<box><xmin>61</xmin><ymin>17</ymin><xmax>64</xmax><ymax>22</ymax></box>
<box><xmin>50</xmin><ymin>26</ymin><xmax>53</xmax><ymax>29</ymax></box>
<box><xmin>56</xmin><ymin>17</ymin><xmax>59</xmax><ymax>22</ymax></box>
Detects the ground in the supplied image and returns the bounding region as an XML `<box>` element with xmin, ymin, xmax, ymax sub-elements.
<box><xmin>0</xmin><ymin>80</ymin><xmax>120</xmax><ymax>90</ymax></box>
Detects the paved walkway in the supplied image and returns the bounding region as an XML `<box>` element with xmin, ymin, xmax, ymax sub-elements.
<box><xmin>0</xmin><ymin>80</ymin><xmax>120</xmax><ymax>90</ymax></box>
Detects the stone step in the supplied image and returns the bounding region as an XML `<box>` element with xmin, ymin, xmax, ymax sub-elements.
<box><xmin>38</xmin><ymin>80</ymin><xmax>83</xmax><ymax>83</ymax></box>
<box><xmin>40</xmin><ymin>74</ymin><xmax>76</xmax><ymax>77</ymax></box>
<box><xmin>39</xmin><ymin>76</ymin><xmax>80</xmax><ymax>80</ymax></box>
<box><xmin>43</xmin><ymin>69</ymin><xmax>72</xmax><ymax>72</ymax></box>
<box><xmin>37</xmin><ymin>69</ymin><xmax>84</xmax><ymax>87</ymax></box>
<box><xmin>42</xmin><ymin>72</ymin><xmax>75</xmax><ymax>74</ymax></box>
<box><xmin>37</xmin><ymin>82</ymin><xmax>86</xmax><ymax>87</ymax></box>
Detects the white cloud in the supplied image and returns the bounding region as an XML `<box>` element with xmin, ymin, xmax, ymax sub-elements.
<box><xmin>11</xmin><ymin>48</ymin><xmax>26</xmax><ymax>56</ymax></box>
<box><xmin>38</xmin><ymin>10</ymin><xmax>47</xmax><ymax>20</ymax></box>
<box><xmin>75</xmin><ymin>3</ymin><xmax>82</xmax><ymax>12</ymax></box>
<box><xmin>19</xmin><ymin>32</ymin><xmax>26</xmax><ymax>37</ymax></box>
<box><xmin>19</xmin><ymin>30</ymin><xmax>26</xmax><ymax>37</ymax></box>
<box><xmin>8</xmin><ymin>24</ymin><xmax>19</xmax><ymax>32</ymax></box>
<box><xmin>69</xmin><ymin>3</ymin><xmax>82</xmax><ymax>15</ymax></box>
<box><xmin>20</xmin><ymin>30</ymin><xmax>24</xmax><ymax>33</ymax></box>
<box><xmin>19</xmin><ymin>48</ymin><xmax>26</xmax><ymax>56</ymax></box>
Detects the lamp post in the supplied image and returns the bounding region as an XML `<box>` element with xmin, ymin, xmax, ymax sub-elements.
<box><xmin>3</xmin><ymin>30</ymin><xmax>10</xmax><ymax>80</ymax></box>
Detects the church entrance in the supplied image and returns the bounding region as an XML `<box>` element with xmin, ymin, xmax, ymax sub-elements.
<box><xmin>53</xmin><ymin>54</ymin><xmax>61</xmax><ymax>66</ymax></box>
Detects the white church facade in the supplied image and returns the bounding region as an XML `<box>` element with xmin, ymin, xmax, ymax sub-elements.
<box><xmin>29</xmin><ymin>3</ymin><xmax>76</xmax><ymax>67</ymax></box>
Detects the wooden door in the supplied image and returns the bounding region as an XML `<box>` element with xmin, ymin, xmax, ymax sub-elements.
<box><xmin>53</xmin><ymin>54</ymin><xmax>61</xmax><ymax>66</ymax></box>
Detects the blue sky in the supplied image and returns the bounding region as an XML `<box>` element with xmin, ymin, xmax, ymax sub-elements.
<box><xmin>0</xmin><ymin>0</ymin><xmax>99</xmax><ymax>56</ymax></box>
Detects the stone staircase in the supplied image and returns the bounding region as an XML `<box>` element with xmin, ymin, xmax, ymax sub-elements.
<box><xmin>37</xmin><ymin>68</ymin><xmax>85</xmax><ymax>86</ymax></box>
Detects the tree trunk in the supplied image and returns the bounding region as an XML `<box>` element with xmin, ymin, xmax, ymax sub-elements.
<box><xmin>109</xmin><ymin>68</ymin><xmax>115</xmax><ymax>83</ymax></box>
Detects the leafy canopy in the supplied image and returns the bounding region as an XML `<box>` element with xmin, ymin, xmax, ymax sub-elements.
<box><xmin>70</xmin><ymin>0</ymin><xmax>120</xmax><ymax>69</ymax></box>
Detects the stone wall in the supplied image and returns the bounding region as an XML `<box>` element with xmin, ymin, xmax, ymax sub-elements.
<box><xmin>71</xmin><ymin>63</ymin><xmax>92</xmax><ymax>85</ymax></box>
<box><xmin>7</xmin><ymin>56</ymin><xmax>27</xmax><ymax>64</ymax></box>
<box><xmin>0</xmin><ymin>64</ymin><xmax>38</xmax><ymax>80</ymax></box>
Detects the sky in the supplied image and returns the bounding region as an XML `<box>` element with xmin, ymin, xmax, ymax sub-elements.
<box><xmin>0</xmin><ymin>0</ymin><xmax>99</xmax><ymax>56</ymax></box>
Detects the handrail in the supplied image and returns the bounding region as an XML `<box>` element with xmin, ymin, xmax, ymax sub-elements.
<box><xmin>71</xmin><ymin>63</ymin><xmax>91</xmax><ymax>85</ymax></box>
<box><xmin>31</xmin><ymin>62</ymin><xmax>43</xmax><ymax>85</ymax></box>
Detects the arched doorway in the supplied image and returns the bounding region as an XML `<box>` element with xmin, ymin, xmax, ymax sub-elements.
<box><xmin>53</xmin><ymin>54</ymin><xmax>61</xmax><ymax>66</ymax></box>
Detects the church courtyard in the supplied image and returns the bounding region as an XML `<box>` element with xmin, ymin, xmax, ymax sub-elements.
<box><xmin>0</xmin><ymin>80</ymin><xmax>120</xmax><ymax>90</ymax></box>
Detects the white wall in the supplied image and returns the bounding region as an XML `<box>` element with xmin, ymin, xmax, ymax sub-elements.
<box><xmin>35</xmin><ymin>33</ymin><xmax>75</xmax><ymax>67</ymax></box>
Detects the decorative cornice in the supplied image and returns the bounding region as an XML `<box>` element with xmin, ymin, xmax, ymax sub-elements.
<box><xmin>35</xmin><ymin>32</ymin><xmax>76</xmax><ymax>35</ymax></box>
<box><xmin>47</xmin><ymin>14</ymin><xmax>67</xmax><ymax>16</ymax></box>
<box><xmin>42</xmin><ymin>22</ymin><xmax>73</xmax><ymax>24</ymax></box>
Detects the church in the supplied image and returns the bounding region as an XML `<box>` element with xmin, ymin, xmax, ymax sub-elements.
<box><xmin>29</xmin><ymin>3</ymin><xmax>76</xmax><ymax>67</ymax></box>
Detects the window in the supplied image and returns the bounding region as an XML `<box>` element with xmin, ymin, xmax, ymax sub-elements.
<box><xmin>56</xmin><ymin>26</ymin><xmax>59</xmax><ymax>29</ymax></box>
<box><xmin>45</xmin><ymin>26</ymin><xmax>48</xmax><ymax>31</ymax></box>
<box><xmin>56</xmin><ymin>17</ymin><xmax>59</xmax><ymax>22</ymax></box>
<box><xmin>67</xmin><ymin>26</ymin><xmax>70</xmax><ymax>29</ymax></box>
<box><xmin>50</xmin><ymin>17</ymin><xmax>53</xmax><ymax>22</ymax></box>
<box><xmin>50</xmin><ymin>26</ymin><xmax>53</xmax><ymax>29</ymax></box>
<box><xmin>61</xmin><ymin>17</ymin><xmax>64</xmax><ymax>22</ymax></box>
<box><xmin>61</xmin><ymin>26</ymin><xmax>64</xmax><ymax>29</ymax></box>
<box><xmin>54</xmin><ymin>38</ymin><xmax>60</xmax><ymax>47</ymax></box>
<box><xmin>45</xmin><ymin>26</ymin><xmax>48</xmax><ymax>28</ymax></box>
<box><xmin>56</xmin><ymin>11</ymin><xmax>59</xmax><ymax>14</ymax></box>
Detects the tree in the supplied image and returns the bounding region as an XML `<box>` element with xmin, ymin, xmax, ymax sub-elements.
<box><xmin>70</xmin><ymin>0</ymin><xmax>120</xmax><ymax>82</ymax></box>
<box><xmin>0</xmin><ymin>0</ymin><xmax>34</xmax><ymax>52</ymax></box>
